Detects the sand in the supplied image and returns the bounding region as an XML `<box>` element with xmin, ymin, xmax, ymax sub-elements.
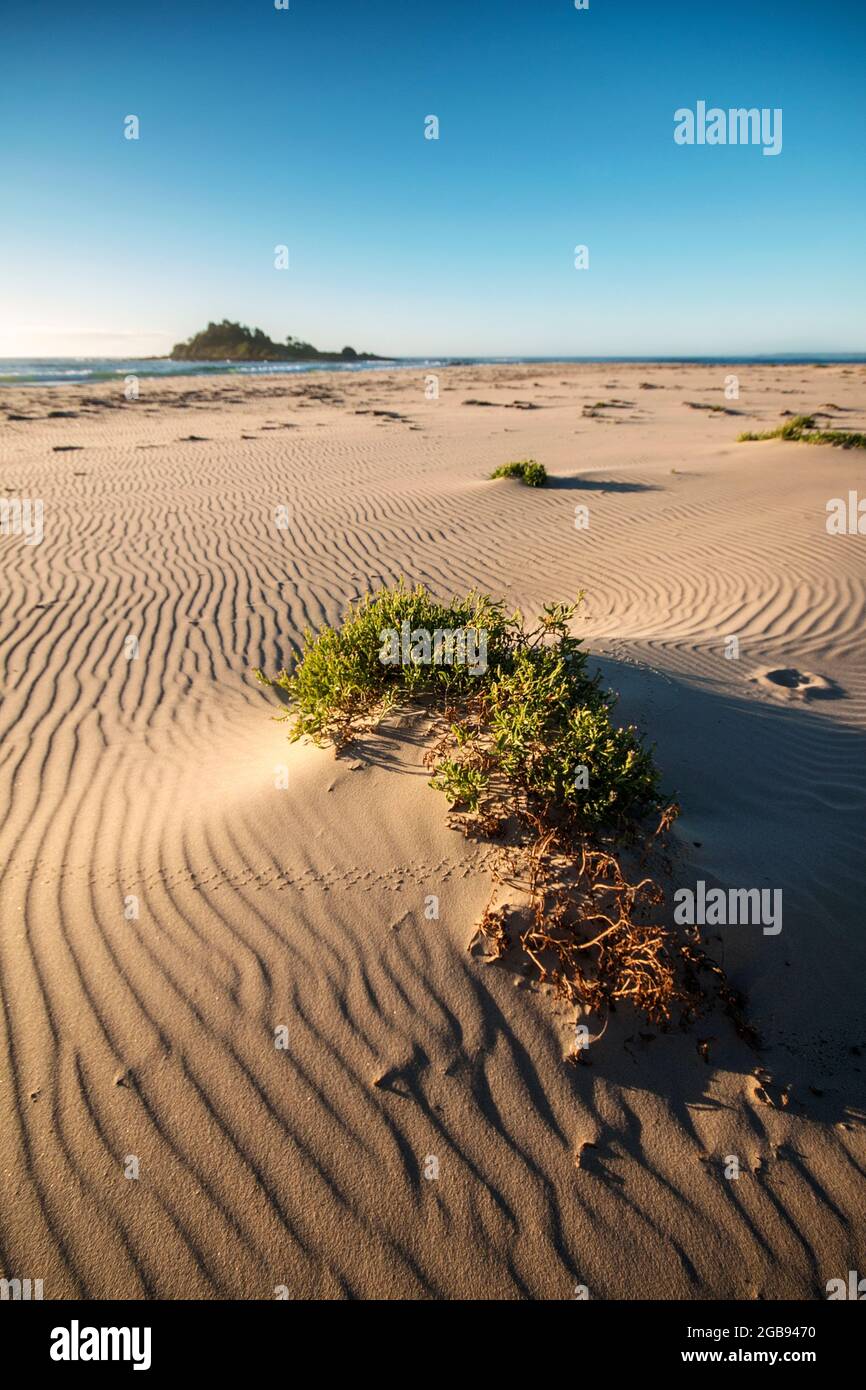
<box><xmin>1</xmin><ymin>361</ymin><xmax>864</xmax><ymax>1299</ymax></box>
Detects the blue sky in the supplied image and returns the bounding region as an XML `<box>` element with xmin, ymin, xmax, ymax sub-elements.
<box><xmin>1</xmin><ymin>0</ymin><xmax>864</xmax><ymax>357</ymax></box>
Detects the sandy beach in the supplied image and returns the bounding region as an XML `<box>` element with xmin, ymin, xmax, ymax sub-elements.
<box><xmin>1</xmin><ymin>360</ymin><xmax>864</xmax><ymax>1300</ymax></box>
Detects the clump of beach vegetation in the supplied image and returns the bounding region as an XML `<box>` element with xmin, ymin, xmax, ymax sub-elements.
<box><xmin>256</xmin><ymin>584</ymin><xmax>513</xmax><ymax>745</ymax></box>
<box><xmin>257</xmin><ymin>582</ymin><xmax>751</xmax><ymax>1040</ymax></box>
<box><xmin>489</xmin><ymin>458</ymin><xmax>547</xmax><ymax>486</ymax></box>
<box><xmin>738</xmin><ymin>414</ymin><xmax>866</xmax><ymax>448</ymax></box>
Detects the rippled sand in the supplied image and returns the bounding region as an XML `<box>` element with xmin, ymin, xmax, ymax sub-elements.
<box><xmin>1</xmin><ymin>361</ymin><xmax>864</xmax><ymax>1298</ymax></box>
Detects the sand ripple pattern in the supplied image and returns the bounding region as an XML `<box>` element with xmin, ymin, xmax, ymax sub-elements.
<box><xmin>1</xmin><ymin>364</ymin><xmax>864</xmax><ymax>1298</ymax></box>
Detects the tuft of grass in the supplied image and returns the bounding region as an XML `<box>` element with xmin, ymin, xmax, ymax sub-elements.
<box><xmin>257</xmin><ymin>584</ymin><xmax>751</xmax><ymax>1038</ymax></box>
<box><xmin>738</xmin><ymin>414</ymin><xmax>866</xmax><ymax>449</ymax></box>
<box><xmin>489</xmin><ymin>458</ymin><xmax>547</xmax><ymax>487</ymax></box>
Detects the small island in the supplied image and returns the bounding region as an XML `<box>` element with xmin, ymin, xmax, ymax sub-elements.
<box><xmin>169</xmin><ymin>319</ymin><xmax>387</xmax><ymax>363</ymax></box>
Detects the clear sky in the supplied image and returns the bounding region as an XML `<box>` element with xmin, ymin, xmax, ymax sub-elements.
<box><xmin>1</xmin><ymin>0</ymin><xmax>864</xmax><ymax>358</ymax></box>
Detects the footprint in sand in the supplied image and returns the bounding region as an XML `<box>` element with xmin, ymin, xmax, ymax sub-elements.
<box><xmin>752</xmin><ymin>667</ymin><xmax>843</xmax><ymax>701</ymax></box>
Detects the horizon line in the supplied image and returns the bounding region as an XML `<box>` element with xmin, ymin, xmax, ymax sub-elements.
<box><xmin>2</xmin><ymin>351</ymin><xmax>866</xmax><ymax>363</ymax></box>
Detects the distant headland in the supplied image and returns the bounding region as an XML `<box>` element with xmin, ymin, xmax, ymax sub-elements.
<box><xmin>169</xmin><ymin>319</ymin><xmax>388</xmax><ymax>363</ymax></box>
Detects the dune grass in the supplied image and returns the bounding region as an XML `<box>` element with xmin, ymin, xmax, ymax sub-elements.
<box><xmin>257</xmin><ymin>582</ymin><xmax>751</xmax><ymax>1038</ymax></box>
<box><xmin>738</xmin><ymin>414</ymin><xmax>866</xmax><ymax>448</ymax></box>
<box><xmin>489</xmin><ymin>458</ymin><xmax>547</xmax><ymax>486</ymax></box>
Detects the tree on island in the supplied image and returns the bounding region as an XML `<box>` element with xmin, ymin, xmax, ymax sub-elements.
<box><xmin>169</xmin><ymin>319</ymin><xmax>384</xmax><ymax>362</ymax></box>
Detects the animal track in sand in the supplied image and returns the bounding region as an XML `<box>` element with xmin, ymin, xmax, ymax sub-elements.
<box><xmin>752</xmin><ymin>667</ymin><xmax>843</xmax><ymax>701</ymax></box>
<box><xmin>0</xmin><ymin>853</ymin><xmax>492</xmax><ymax>893</ymax></box>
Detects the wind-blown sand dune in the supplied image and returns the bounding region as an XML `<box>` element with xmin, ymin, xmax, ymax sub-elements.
<box><xmin>1</xmin><ymin>362</ymin><xmax>864</xmax><ymax>1298</ymax></box>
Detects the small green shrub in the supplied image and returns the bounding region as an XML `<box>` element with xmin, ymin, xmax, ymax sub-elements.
<box><xmin>258</xmin><ymin>585</ymin><xmax>659</xmax><ymax>832</ymax></box>
<box><xmin>257</xmin><ymin>584</ymin><xmax>747</xmax><ymax>1035</ymax></box>
<box><xmin>255</xmin><ymin>581</ymin><xmax>513</xmax><ymax>745</ymax></box>
<box><xmin>490</xmin><ymin>458</ymin><xmax>548</xmax><ymax>487</ymax></box>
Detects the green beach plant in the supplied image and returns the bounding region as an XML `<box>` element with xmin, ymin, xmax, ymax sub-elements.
<box><xmin>257</xmin><ymin>583</ymin><xmax>750</xmax><ymax>1039</ymax></box>
<box><xmin>255</xmin><ymin>581</ymin><xmax>514</xmax><ymax>745</ymax></box>
<box><xmin>489</xmin><ymin>458</ymin><xmax>548</xmax><ymax>486</ymax></box>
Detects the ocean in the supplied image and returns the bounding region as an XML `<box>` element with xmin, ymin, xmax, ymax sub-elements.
<box><xmin>1</xmin><ymin>354</ymin><xmax>864</xmax><ymax>387</ymax></box>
